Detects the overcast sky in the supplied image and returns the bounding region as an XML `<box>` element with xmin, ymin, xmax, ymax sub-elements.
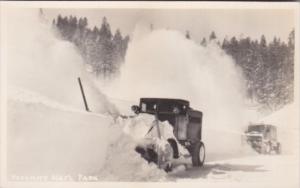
<box><xmin>44</xmin><ymin>8</ymin><xmax>295</xmax><ymax>43</ymax></box>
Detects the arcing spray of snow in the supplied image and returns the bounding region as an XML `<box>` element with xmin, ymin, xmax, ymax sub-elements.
<box><xmin>3</xmin><ymin>8</ymin><xmax>117</xmax><ymax>115</ymax></box>
<box><xmin>102</xmin><ymin>26</ymin><xmax>255</xmax><ymax>160</ymax></box>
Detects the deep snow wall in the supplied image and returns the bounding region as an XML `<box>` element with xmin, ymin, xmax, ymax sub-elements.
<box><xmin>2</xmin><ymin>8</ymin><xmax>135</xmax><ymax>180</ymax></box>
<box><xmin>7</xmin><ymin>91</ymin><xmax>166</xmax><ymax>181</ymax></box>
<box><xmin>100</xmin><ymin>26</ymin><xmax>254</xmax><ymax>159</ymax></box>
<box><xmin>7</xmin><ymin>98</ymin><xmax>112</xmax><ymax>179</ymax></box>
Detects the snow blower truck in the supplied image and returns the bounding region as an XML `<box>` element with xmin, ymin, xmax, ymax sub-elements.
<box><xmin>131</xmin><ymin>98</ymin><xmax>205</xmax><ymax>171</ymax></box>
<box><xmin>245</xmin><ymin>124</ymin><xmax>281</xmax><ymax>154</ymax></box>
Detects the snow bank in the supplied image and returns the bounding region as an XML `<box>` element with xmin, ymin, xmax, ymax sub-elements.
<box><xmin>96</xmin><ymin>118</ymin><xmax>168</xmax><ymax>181</ymax></box>
<box><xmin>2</xmin><ymin>8</ymin><xmax>117</xmax><ymax>115</ymax></box>
<box><xmin>97</xmin><ymin>134</ymin><xmax>167</xmax><ymax>181</ymax></box>
<box><xmin>7</xmin><ymin>97</ymin><xmax>112</xmax><ymax>179</ymax></box>
<box><xmin>7</xmin><ymin>88</ymin><xmax>167</xmax><ymax>181</ymax></box>
<box><xmin>122</xmin><ymin>114</ymin><xmax>175</xmax><ymax>141</ymax></box>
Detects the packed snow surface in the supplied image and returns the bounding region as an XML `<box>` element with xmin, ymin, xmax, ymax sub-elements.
<box><xmin>170</xmin><ymin>155</ymin><xmax>299</xmax><ymax>188</ymax></box>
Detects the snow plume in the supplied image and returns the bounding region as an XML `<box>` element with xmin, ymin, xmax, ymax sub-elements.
<box><xmin>97</xmin><ymin>116</ymin><xmax>168</xmax><ymax>181</ymax></box>
<box><xmin>3</xmin><ymin>8</ymin><xmax>117</xmax><ymax>114</ymax></box>
<box><xmin>102</xmin><ymin>26</ymin><xmax>255</xmax><ymax>159</ymax></box>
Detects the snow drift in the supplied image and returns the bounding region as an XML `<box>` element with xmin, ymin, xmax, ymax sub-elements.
<box><xmin>7</xmin><ymin>89</ymin><xmax>166</xmax><ymax>181</ymax></box>
<box><xmin>7</xmin><ymin>90</ymin><xmax>112</xmax><ymax>179</ymax></box>
<box><xmin>3</xmin><ymin>8</ymin><xmax>117</xmax><ymax>115</ymax></box>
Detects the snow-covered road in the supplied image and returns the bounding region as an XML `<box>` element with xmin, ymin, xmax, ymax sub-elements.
<box><xmin>169</xmin><ymin>154</ymin><xmax>299</xmax><ymax>187</ymax></box>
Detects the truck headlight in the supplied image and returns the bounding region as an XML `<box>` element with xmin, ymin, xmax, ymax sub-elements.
<box><xmin>173</xmin><ymin>107</ymin><xmax>180</xmax><ymax>114</ymax></box>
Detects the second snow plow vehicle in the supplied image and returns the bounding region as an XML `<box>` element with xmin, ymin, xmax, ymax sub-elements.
<box><xmin>245</xmin><ymin>124</ymin><xmax>281</xmax><ymax>154</ymax></box>
<box><xmin>131</xmin><ymin>98</ymin><xmax>205</xmax><ymax>171</ymax></box>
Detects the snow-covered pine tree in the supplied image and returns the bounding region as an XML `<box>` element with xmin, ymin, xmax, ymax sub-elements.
<box><xmin>201</xmin><ymin>37</ymin><xmax>207</xmax><ymax>47</ymax></box>
<box><xmin>209</xmin><ymin>31</ymin><xmax>217</xmax><ymax>41</ymax></box>
<box><xmin>98</xmin><ymin>17</ymin><xmax>113</xmax><ymax>77</ymax></box>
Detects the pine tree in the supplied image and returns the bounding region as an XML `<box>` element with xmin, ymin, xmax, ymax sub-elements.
<box><xmin>260</xmin><ymin>35</ymin><xmax>267</xmax><ymax>48</ymax></box>
<box><xmin>99</xmin><ymin>17</ymin><xmax>112</xmax><ymax>42</ymax></box>
<box><xmin>288</xmin><ymin>29</ymin><xmax>295</xmax><ymax>50</ymax></box>
<box><xmin>185</xmin><ymin>30</ymin><xmax>191</xmax><ymax>39</ymax></box>
<box><xmin>285</xmin><ymin>29</ymin><xmax>295</xmax><ymax>104</ymax></box>
<box><xmin>92</xmin><ymin>26</ymin><xmax>100</xmax><ymax>41</ymax></box>
<box><xmin>78</xmin><ymin>17</ymin><xmax>88</xmax><ymax>30</ymax></box>
<box><xmin>56</xmin><ymin>14</ymin><xmax>63</xmax><ymax>30</ymax></box>
<box><xmin>84</xmin><ymin>30</ymin><xmax>98</xmax><ymax>68</ymax></box>
<box><xmin>98</xmin><ymin>17</ymin><xmax>113</xmax><ymax>77</ymax></box>
<box><xmin>221</xmin><ymin>38</ymin><xmax>229</xmax><ymax>49</ymax></box>
<box><xmin>112</xmin><ymin>29</ymin><xmax>124</xmax><ymax>72</ymax></box>
<box><xmin>226</xmin><ymin>36</ymin><xmax>238</xmax><ymax>58</ymax></box>
<box><xmin>53</xmin><ymin>14</ymin><xmax>130</xmax><ymax>78</ymax></box>
<box><xmin>200</xmin><ymin>37</ymin><xmax>207</xmax><ymax>47</ymax></box>
<box><xmin>209</xmin><ymin>31</ymin><xmax>217</xmax><ymax>41</ymax></box>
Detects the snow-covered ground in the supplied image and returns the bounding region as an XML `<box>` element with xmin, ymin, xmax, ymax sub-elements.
<box><xmin>7</xmin><ymin>88</ymin><xmax>167</xmax><ymax>182</ymax></box>
<box><xmin>169</xmin><ymin>155</ymin><xmax>299</xmax><ymax>188</ymax></box>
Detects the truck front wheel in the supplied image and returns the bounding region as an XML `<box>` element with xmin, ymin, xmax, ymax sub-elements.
<box><xmin>260</xmin><ymin>142</ymin><xmax>271</xmax><ymax>154</ymax></box>
<box><xmin>276</xmin><ymin>143</ymin><xmax>281</xmax><ymax>154</ymax></box>
<box><xmin>191</xmin><ymin>141</ymin><xmax>205</xmax><ymax>167</ymax></box>
<box><xmin>167</xmin><ymin>138</ymin><xmax>179</xmax><ymax>159</ymax></box>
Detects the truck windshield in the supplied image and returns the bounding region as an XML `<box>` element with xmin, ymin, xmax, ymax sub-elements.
<box><xmin>248</xmin><ymin>125</ymin><xmax>265</xmax><ymax>132</ymax></box>
<box><xmin>140</xmin><ymin>100</ymin><xmax>187</xmax><ymax>114</ymax></box>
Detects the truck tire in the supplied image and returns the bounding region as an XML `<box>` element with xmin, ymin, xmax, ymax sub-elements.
<box><xmin>167</xmin><ymin>138</ymin><xmax>179</xmax><ymax>159</ymax></box>
<box><xmin>276</xmin><ymin>143</ymin><xmax>281</xmax><ymax>154</ymax></box>
<box><xmin>259</xmin><ymin>142</ymin><xmax>269</xmax><ymax>154</ymax></box>
<box><xmin>191</xmin><ymin>141</ymin><xmax>205</xmax><ymax>167</ymax></box>
<box><xmin>265</xmin><ymin>142</ymin><xmax>271</xmax><ymax>154</ymax></box>
<box><xmin>135</xmin><ymin>146</ymin><xmax>158</xmax><ymax>164</ymax></box>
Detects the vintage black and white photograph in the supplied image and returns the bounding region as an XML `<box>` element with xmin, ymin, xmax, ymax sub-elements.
<box><xmin>0</xmin><ymin>1</ymin><xmax>299</xmax><ymax>187</ymax></box>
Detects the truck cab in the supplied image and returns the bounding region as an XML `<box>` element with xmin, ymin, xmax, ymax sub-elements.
<box><xmin>132</xmin><ymin>98</ymin><xmax>205</xmax><ymax>167</ymax></box>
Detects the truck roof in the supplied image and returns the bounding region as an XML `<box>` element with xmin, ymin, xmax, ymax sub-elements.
<box><xmin>140</xmin><ymin>98</ymin><xmax>190</xmax><ymax>107</ymax></box>
<box><xmin>249</xmin><ymin>124</ymin><xmax>276</xmax><ymax>127</ymax></box>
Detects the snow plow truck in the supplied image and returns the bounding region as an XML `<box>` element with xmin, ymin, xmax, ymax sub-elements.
<box><xmin>131</xmin><ymin>98</ymin><xmax>205</xmax><ymax>171</ymax></box>
<box><xmin>245</xmin><ymin>124</ymin><xmax>281</xmax><ymax>154</ymax></box>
